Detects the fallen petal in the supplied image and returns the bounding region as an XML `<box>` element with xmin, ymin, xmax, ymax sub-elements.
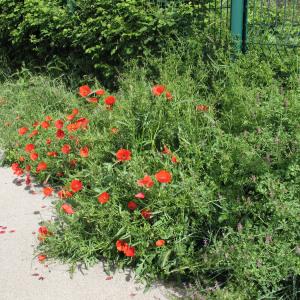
<box><xmin>105</xmin><ymin>276</ymin><xmax>113</xmax><ymax>280</ymax></box>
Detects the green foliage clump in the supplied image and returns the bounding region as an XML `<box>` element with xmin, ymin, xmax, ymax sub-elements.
<box><xmin>0</xmin><ymin>0</ymin><xmax>207</xmax><ymax>84</ymax></box>
<box><xmin>0</xmin><ymin>42</ymin><xmax>299</xmax><ymax>299</ymax></box>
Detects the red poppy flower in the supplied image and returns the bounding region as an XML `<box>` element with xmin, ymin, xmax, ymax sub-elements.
<box><xmin>33</xmin><ymin>121</ymin><xmax>39</xmax><ymax>127</ymax></box>
<box><xmin>18</xmin><ymin>127</ymin><xmax>28</xmax><ymax>135</ymax></box>
<box><xmin>128</xmin><ymin>201</ymin><xmax>138</xmax><ymax>210</ymax></box>
<box><xmin>25</xmin><ymin>165</ymin><xmax>31</xmax><ymax>172</ymax></box>
<box><xmin>104</xmin><ymin>95</ymin><xmax>116</xmax><ymax>106</ymax></box>
<box><xmin>79</xmin><ymin>146</ymin><xmax>89</xmax><ymax>158</ymax></box>
<box><xmin>135</xmin><ymin>192</ymin><xmax>145</xmax><ymax>199</ymax></box>
<box><xmin>56</xmin><ymin>129</ymin><xmax>65</xmax><ymax>139</ymax></box>
<box><xmin>61</xmin><ymin>144</ymin><xmax>71</xmax><ymax>154</ymax></box>
<box><xmin>11</xmin><ymin>163</ymin><xmax>19</xmax><ymax>172</ymax></box>
<box><xmin>57</xmin><ymin>190</ymin><xmax>64</xmax><ymax>199</ymax></box>
<box><xmin>116</xmin><ymin>149</ymin><xmax>131</xmax><ymax>161</ymax></box>
<box><xmin>29</xmin><ymin>130</ymin><xmax>39</xmax><ymax>138</ymax></box>
<box><xmin>46</xmin><ymin>138</ymin><xmax>51</xmax><ymax>145</ymax></box>
<box><xmin>45</xmin><ymin>116</ymin><xmax>52</xmax><ymax>121</ymax></box>
<box><xmin>155</xmin><ymin>239</ymin><xmax>166</xmax><ymax>247</ymax></box>
<box><xmin>25</xmin><ymin>144</ymin><xmax>35</xmax><ymax>153</ymax></box>
<box><xmin>152</xmin><ymin>85</ymin><xmax>165</xmax><ymax>96</ymax></box>
<box><xmin>15</xmin><ymin>168</ymin><xmax>24</xmax><ymax>176</ymax></box>
<box><xmin>137</xmin><ymin>175</ymin><xmax>154</xmax><ymax>188</ymax></box>
<box><xmin>123</xmin><ymin>244</ymin><xmax>135</xmax><ymax>257</ymax></box>
<box><xmin>41</xmin><ymin>121</ymin><xmax>50</xmax><ymax>129</ymax></box>
<box><xmin>165</xmin><ymin>91</ymin><xmax>173</xmax><ymax>101</ymax></box>
<box><xmin>79</xmin><ymin>85</ymin><xmax>91</xmax><ymax>97</ymax></box>
<box><xmin>155</xmin><ymin>170</ymin><xmax>172</xmax><ymax>184</ymax></box>
<box><xmin>116</xmin><ymin>240</ymin><xmax>126</xmax><ymax>252</ymax></box>
<box><xmin>162</xmin><ymin>145</ymin><xmax>171</xmax><ymax>155</ymax></box>
<box><xmin>66</xmin><ymin>114</ymin><xmax>75</xmax><ymax>121</ymax></box>
<box><xmin>111</xmin><ymin>127</ymin><xmax>119</xmax><ymax>134</ymax></box>
<box><xmin>72</xmin><ymin>108</ymin><xmax>79</xmax><ymax>116</ymax></box>
<box><xmin>67</xmin><ymin>120</ymin><xmax>88</xmax><ymax>132</ymax></box>
<box><xmin>14</xmin><ymin>168</ymin><xmax>24</xmax><ymax>176</ymax></box>
<box><xmin>36</xmin><ymin>162</ymin><xmax>47</xmax><ymax>172</ymax></box>
<box><xmin>55</xmin><ymin>119</ymin><xmax>64</xmax><ymax>129</ymax></box>
<box><xmin>66</xmin><ymin>123</ymin><xmax>79</xmax><ymax>132</ymax></box>
<box><xmin>96</xmin><ymin>89</ymin><xmax>105</xmax><ymax>96</ymax></box>
<box><xmin>116</xmin><ymin>241</ymin><xmax>136</xmax><ymax>257</ymax></box>
<box><xmin>38</xmin><ymin>255</ymin><xmax>47</xmax><ymax>262</ymax></box>
<box><xmin>70</xmin><ymin>179</ymin><xmax>83</xmax><ymax>193</ymax></box>
<box><xmin>141</xmin><ymin>209</ymin><xmax>152</xmax><ymax>219</ymax></box>
<box><xmin>47</xmin><ymin>151</ymin><xmax>58</xmax><ymax>157</ymax></box>
<box><xmin>57</xmin><ymin>190</ymin><xmax>73</xmax><ymax>199</ymax></box>
<box><xmin>30</xmin><ymin>152</ymin><xmax>39</xmax><ymax>161</ymax></box>
<box><xmin>19</xmin><ymin>156</ymin><xmax>25</xmax><ymax>162</ymax></box>
<box><xmin>61</xmin><ymin>203</ymin><xmax>74</xmax><ymax>215</ymax></box>
<box><xmin>87</xmin><ymin>97</ymin><xmax>98</xmax><ymax>103</ymax></box>
<box><xmin>196</xmin><ymin>104</ymin><xmax>209</xmax><ymax>112</ymax></box>
<box><xmin>98</xmin><ymin>192</ymin><xmax>110</xmax><ymax>204</ymax></box>
<box><xmin>76</xmin><ymin>118</ymin><xmax>89</xmax><ymax>129</ymax></box>
<box><xmin>38</xmin><ymin>226</ymin><xmax>48</xmax><ymax>236</ymax></box>
<box><xmin>171</xmin><ymin>156</ymin><xmax>178</xmax><ymax>163</ymax></box>
<box><xmin>65</xmin><ymin>190</ymin><xmax>73</xmax><ymax>198</ymax></box>
<box><xmin>43</xmin><ymin>187</ymin><xmax>53</xmax><ymax>197</ymax></box>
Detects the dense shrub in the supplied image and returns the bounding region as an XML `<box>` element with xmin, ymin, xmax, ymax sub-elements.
<box><xmin>0</xmin><ymin>0</ymin><xmax>209</xmax><ymax>85</ymax></box>
<box><xmin>0</xmin><ymin>43</ymin><xmax>299</xmax><ymax>299</ymax></box>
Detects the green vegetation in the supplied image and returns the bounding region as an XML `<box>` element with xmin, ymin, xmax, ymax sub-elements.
<box><xmin>0</xmin><ymin>0</ymin><xmax>209</xmax><ymax>85</ymax></box>
<box><xmin>0</xmin><ymin>0</ymin><xmax>299</xmax><ymax>298</ymax></box>
<box><xmin>0</xmin><ymin>39</ymin><xmax>299</xmax><ymax>298</ymax></box>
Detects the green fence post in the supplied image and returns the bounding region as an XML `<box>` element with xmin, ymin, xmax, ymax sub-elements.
<box><xmin>231</xmin><ymin>0</ymin><xmax>248</xmax><ymax>52</ymax></box>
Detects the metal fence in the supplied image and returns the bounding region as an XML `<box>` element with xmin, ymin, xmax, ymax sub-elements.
<box><xmin>247</xmin><ymin>0</ymin><xmax>300</xmax><ymax>52</ymax></box>
<box><xmin>153</xmin><ymin>0</ymin><xmax>300</xmax><ymax>53</ymax></box>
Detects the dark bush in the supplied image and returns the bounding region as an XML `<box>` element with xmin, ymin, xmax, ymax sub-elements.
<box><xmin>0</xmin><ymin>0</ymin><xmax>209</xmax><ymax>85</ymax></box>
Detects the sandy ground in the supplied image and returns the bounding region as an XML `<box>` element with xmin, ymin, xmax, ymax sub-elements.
<box><xmin>0</xmin><ymin>167</ymin><xmax>171</xmax><ymax>300</ymax></box>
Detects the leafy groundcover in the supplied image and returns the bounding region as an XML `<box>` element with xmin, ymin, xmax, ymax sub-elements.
<box><xmin>0</xmin><ymin>46</ymin><xmax>299</xmax><ymax>299</ymax></box>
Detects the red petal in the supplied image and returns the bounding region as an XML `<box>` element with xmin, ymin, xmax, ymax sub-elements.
<box><xmin>135</xmin><ymin>192</ymin><xmax>145</xmax><ymax>199</ymax></box>
<box><xmin>105</xmin><ymin>276</ymin><xmax>113</xmax><ymax>280</ymax></box>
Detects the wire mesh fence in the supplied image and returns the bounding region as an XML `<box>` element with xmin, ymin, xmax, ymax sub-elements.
<box><xmin>247</xmin><ymin>0</ymin><xmax>300</xmax><ymax>52</ymax></box>
<box><xmin>151</xmin><ymin>0</ymin><xmax>300</xmax><ymax>53</ymax></box>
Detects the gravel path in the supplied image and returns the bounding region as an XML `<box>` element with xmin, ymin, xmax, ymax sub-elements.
<box><xmin>0</xmin><ymin>167</ymin><xmax>170</xmax><ymax>300</ymax></box>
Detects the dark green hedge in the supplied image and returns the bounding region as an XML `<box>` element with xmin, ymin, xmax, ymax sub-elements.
<box><xmin>0</xmin><ymin>0</ymin><xmax>209</xmax><ymax>84</ymax></box>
